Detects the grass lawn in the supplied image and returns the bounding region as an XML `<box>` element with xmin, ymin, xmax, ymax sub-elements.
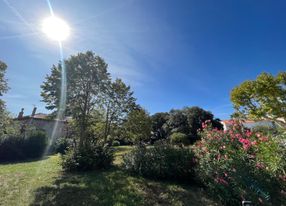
<box><xmin>0</xmin><ymin>146</ymin><xmax>219</xmax><ymax>206</ymax></box>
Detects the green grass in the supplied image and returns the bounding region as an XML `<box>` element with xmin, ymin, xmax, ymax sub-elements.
<box><xmin>0</xmin><ymin>146</ymin><xmax>219</xmax><ymax>206</ymax></box>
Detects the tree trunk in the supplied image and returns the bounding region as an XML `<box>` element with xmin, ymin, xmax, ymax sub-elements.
<box><xmin>103</xmin><ymin>103</ymin><xmax>110</xmax><ymax>144</ymax></box>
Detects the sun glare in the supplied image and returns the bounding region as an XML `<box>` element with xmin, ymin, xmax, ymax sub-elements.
<box><xmin>42</xmin><ymin>16</ymin><xmax>70</xmax><ymax>41</ymax></box>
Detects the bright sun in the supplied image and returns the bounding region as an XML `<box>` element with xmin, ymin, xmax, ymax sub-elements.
<box><xmin>42</xmin><ymin>16</ymin><xmax>70</xmax><ymax>41</ymax></box>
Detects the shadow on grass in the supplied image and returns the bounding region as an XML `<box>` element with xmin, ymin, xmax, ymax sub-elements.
<box><xmin>0</xmin><ymin>156</ymin><xmax>49</xmax><ymax>165</ymax></box>
<box><xmin>30</xmin><ymin>168</ymin><xmax>219</xmax><ymax>206</ymax></box>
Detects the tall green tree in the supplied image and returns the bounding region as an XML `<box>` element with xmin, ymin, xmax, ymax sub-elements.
<box><xmin>0</xmin><ymin>61</ymin><xmax>18</xmax><ymax>138</ymax></box>
<box><xmin>183</xmin><ymin>106</ymin><xmax>223</xmax><ymax>141</ymax></box>
<box><xmin>166</xmin><ymin>109</ymin><xmax>189</xmax><ymax>135</ymax></box>
<box><xmin>0</xmin><ymin>61</ymin><xmax>8</xmax><ymax>111</ymax></box>
<box><xmin>231</xmin><ymin>72</ymin><xmax>286</xmax><ymax>127</ymax></box>
<box><xmin>124</xmin><ymin>107</ymin><xmax>152</xmax><ymax>144</ymax></box>
<box><xmin>41</xmin><ymin>51</ymin><xmax>110</xmax><ymax>148</ymax></box>
<box><xmin>0</xmin><ymin>61</ymin><xmax>8</xmax><ymax>96</ymax></box>
<box><xmin>151</xmin><ymin>112</ymin><xmax>169</xmax><ymax>142</ymax></box>
<box><xmin>100</xmin><ymin>78</ymin><xmax>136</xmax><ymax>143</ymax></box>
<box><xmin>165</xmin><ymin>107</ymin><xmax>222</xmax><ymax>143</ymax></box>
<box><xmin>0</xmin><ymin>61</ymin><xmax>9</xmax><ymax>137</ymax></box>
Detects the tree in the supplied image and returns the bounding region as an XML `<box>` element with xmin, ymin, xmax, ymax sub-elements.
<box><xmin>165</xmin><ymin>107</ymin><xmax>222</xmax><ymax>143</ymax></box>
<box><xmin>0</xmin><ymin>60</ymin><xmax>12</xmax><ymax>137</ymax></box>
<box><xmin>0</xmin><ymin>61</ymin><xmax>8</xmax><ymax>112</ymax></box>
<box><xmin>100</xmin><ymin>78</ymin><xmax>136</xmax><ymax>143</ymax></box>
<box><xmin>167</xmin><ymin>109</ymin><xmax>189</xmax><ymax>135</ymax></box>
<box><xmin>231</xmin><ymin>72</ymin><xmax>286</xmax><ymax>127</ymax></box>
<box><xmin>151</xmin><ymin>112</ymin><xmax>169</xmax><ymax>142</ymax></box>
<box><xmin>124</xmin><ymin>107</ymin><xmax>152</xmax><ymax>144</ymax></box>
<box><xmin>183</xmin><ymin>106</ymin><xmax>223</xmax><ymax>141</ymax></box>
<box><xmin>41</xmin><ymin>51</ymin><xmax>110</xmax><ymax>148</ymax></box>
<box><xmin>0</xmin><ymin>61</ymin><xmax>8</xmax><ymax>97</ymax></box>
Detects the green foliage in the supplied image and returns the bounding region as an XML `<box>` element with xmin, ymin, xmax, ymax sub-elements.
<box><xmin>167</xmin><ymin>109</ymin><xmax>189</xmax><ymax>134</ymax></box>
<box><xmin>41</xmin><ymin>51</ymin><xmax>136</xmax><ymax>149</ymax></box>
<box><xmin>122</xmin><ymin>141</ymin><xmax>195</xmax><ymax>180</ymax></box>
<box><xmin>170</xmin><ymin>132</ymin><xmax>190</xmax><ymax>146</ymax></box>
<box><xmin>0</xmin><ymin>60</ymin><xmax>8</xmax><ymax>97</ymax></box>
<box><xmin>100</xmin><ymin>78</ymin><xmax>137</xmax><ymax>143</ymax></box>
<box><xmin>0</xmin><ymin>60</ymin><xmax>13</xmax><ymax>138</ymax></box>
<box><xmin>231</xmin><ymin>72</ymin><xmax>286</xmax><ymax>127</ymax></box>
<box><xmin>0</xmin><ymin>130</ymin><xmax>47</xmax><ymax>162</ymax></box>
<box><xmin>41</xmin><ymin>51</ymin><xmax>110</xmax><ymax>147</ymax></box>
<box><xmin>256</xmin><ymin>135</ymin><xmax>286</xmax><ymax>177</ymax></box>
<box><xmin>124</xmin><ymin>108</ymin><xmax>152</xmax><ymax>144</ymax></box>
<box><xmin>112</xmin><ymin>140</ymin><xmax>120</xmax><ymax>146</ymax></box>
<box><xmin>194</xmin><ymin>121</ymin><xmax>285</xmax><ymax>205</ymax></box>
<box><xmin>23</xmin><ymin>130</ymin><xmax>47</xmax><ymax>158</ymax></box>
<box><xmin>52</xmin><ymin>137</ymin><xmax>72</xmax><ymax>154</ymax></box>
<box><xmin>62</xmin><ymin>144</ymin><xmax>114</xmax><ymax>172</ymax></box>
<box><xmin>251</xmin><ymin>124</ymin><xmax>278</xmax><ymax>136</ymax></box>
<box><xmin>164</xmin><ymin>107</ymin><xmax>223</xmax><ymax>143</ymax></box>
<box><xmin>183</xmin><ymin>107</ymin><xmax>223</xmax><ymax>142</ymax></box>
<box><xmin>0</xmin><ymin>111</ymin><xmax>20</xmax><ymax>138</ymax></box>
<box><xmin>150</xmin><ymin>112</ymin><xmax>169</xmax><ymax>142</ymax></box>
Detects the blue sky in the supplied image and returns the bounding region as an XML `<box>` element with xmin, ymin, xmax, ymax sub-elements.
<box><xmin>1</xmin><ymin>0</ymin><xmax>286</xmax><ymax>119</ymax></box>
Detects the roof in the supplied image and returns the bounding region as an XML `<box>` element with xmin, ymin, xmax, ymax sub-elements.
<box><xmin>32</xmin><ymin>113</ymin><xmax>49</xmax><ymax>119</ymax></box>
<box><xmin>221</xmin><ymin>119</ymin><xmax>271</xmax><ymax>124</ymax></box>
<box><xmin>14</xmin><ymin>113</ymin><xmax>68</xmax><ymax>122</ymax></box>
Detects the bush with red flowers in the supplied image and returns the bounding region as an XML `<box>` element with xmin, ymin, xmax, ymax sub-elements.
<box><xmin>193</xmin><ymin>120</ymin><xmax>286</xmax><ymax>205</ymax></box>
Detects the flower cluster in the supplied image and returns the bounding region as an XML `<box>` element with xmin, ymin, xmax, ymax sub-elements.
<box><xmin>193</xmin><ymin>120</ymin><xmax>286</xmax><ymax>205</ymax></box>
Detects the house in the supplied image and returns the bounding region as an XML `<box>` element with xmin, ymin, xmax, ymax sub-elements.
<box><xmin>221</xmin><ymin>119</ymin><xmax>275</xmax><ymax>131</ymax></box>
<box><xmin>14</xmin><ymin>107</ymin><xmax>68</xmax><ymax>139</ymax></box>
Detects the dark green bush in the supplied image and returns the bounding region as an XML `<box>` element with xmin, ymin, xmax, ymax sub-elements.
<box><xmin>62</xmin><ymin>144</ymin><xmax>114</xmax><ymax>172</ymax></box>
<box><xmin>170</xmin><ymin>132</ymin><xmax>190</xmax><ymax>146</ymax></box>
<box><xmin>0</xmin><ymin>130</ymin><xmax>47</xmax><ymax>162</ymax></box>
<box><xmin>122</xmin><ymin>141</ymin><xmax>195</xmax><ymax>180</ymax></box>
<box><xmin>52</xmin><ymin>137</ymin><xmax>72</xmax><ymax>154</ymax></box>
<box><xmin>112</xmin><ymin>140</ymin><xmax>120</xmax><ymax>146</ymax></box>
<box><xmin>23</xmin><ymin>130</ymin><xmax>47</xmax><ymax>158</ymax></box>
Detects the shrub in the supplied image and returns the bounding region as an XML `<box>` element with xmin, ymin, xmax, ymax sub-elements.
<box><xmin>62</xmin><ymin>144</ymin><xmax>114</xmax><ymax>172</ymax></box>
<box><xmin>112</xmin><ymin>140</ymin><xmax>120</xmax><ymax>146</ymax></box>
<box><xmin>52</xmin><ymin>137</ymin><xmax>72</xmax><ymax>154</ymax></box>
<box><xmin>0</xmin><ymin>130</ymin><xmax>47</xmax><ymax>162</ymax></box>
<box><xmin>251</xmin><ymin>124</ymin><xmax>278</xmax><ymax>136</ymax></box>
<box><xmin>23</xmin><ymin>130</ymin><xmax>47</xmax><ymax>158</ymax></box>
<box><xmin>194</xmin><ymin>120</ymin><xmax>286</xmax><ymax>205</ymax></box>
<box><xmin>170</xmin><ymin>132</ymin><xmax>190</xmax><ymax>146</ymax></box>
<box><xmin>122</xmin><ymin>141</ymin><xmax>195</xmax><ymax>180</ymax></box>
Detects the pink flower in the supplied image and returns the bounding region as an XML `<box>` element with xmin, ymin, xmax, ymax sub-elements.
<box><xmin>246</xmin><ymin>130</ymin><xmax>252</xmax><ymax>137</ymax></box>
<box><xmin>215</xmin><ymin>177</ymin><xmax>229</xmax><ymax>186</ymax></box>
<box><xmin>259</xmin><ymin>136</ymin><xmax>268</xmax><ymax>142</ymax></box>
<box><xmin>251</xmin><ymin>141</ymin><xmax>257</xmax><ymax>146</ymax></box>
<box><xmin>239</xmin><ymin>138</ymin><xmax>251</xmax><ymax>150</ymax></box>
<box><xmin>256</xmin><ymin>162</ymin><xmax>265</xmax><ymax>169</ymax></box>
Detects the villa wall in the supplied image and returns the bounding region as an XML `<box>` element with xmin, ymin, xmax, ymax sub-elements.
<box><xmin>16</xmin><ymin>118</ymin><xmax>68</xmax><ymax>139</ymax></box>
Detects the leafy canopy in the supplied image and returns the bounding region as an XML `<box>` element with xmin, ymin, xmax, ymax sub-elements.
<box><xmin>231</xmin><ymin>72</ymin><xmax>286</xmax><ymax>126</ymax></box>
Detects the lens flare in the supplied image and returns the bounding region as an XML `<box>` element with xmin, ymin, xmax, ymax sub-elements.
<box><xmin>42</xmin><ymin>16</ymin><xmax>70</xmax><ymax>41</ymax></box>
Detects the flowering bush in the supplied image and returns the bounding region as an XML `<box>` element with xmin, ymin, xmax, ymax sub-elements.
<box><xmin>193</xmin><ymin>120</ymin><xmax>286</xmax><ymax>205</ymax></box>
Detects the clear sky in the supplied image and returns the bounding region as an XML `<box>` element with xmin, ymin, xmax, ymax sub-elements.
<box><xmin>1</xmin><ymin>0</ymin><xmax>286</xmax><ymax>119</ymax></box>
